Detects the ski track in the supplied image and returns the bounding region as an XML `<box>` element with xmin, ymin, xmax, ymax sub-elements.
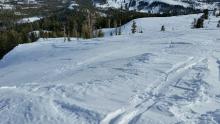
<box><xmin>100</xmin><ymin>56</ymin><xmax>207</xmax><ymax>124</ymax></box>
<box><xmin>101</xmin><ymin>51</ymin><xmax>220</xmax><ymax>124</ymax></box>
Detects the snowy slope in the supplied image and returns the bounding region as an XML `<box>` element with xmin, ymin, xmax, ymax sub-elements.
<box><xmin>1</xmin><ymin>14</ymin><xmax>220</xmax><ymax>124</ymax></box>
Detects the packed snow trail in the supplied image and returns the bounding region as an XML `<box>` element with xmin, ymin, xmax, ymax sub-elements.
<box><xmin>1</xmin><ymin>14</ymin><xmax>220</xmax><ymax>124</ymax></box>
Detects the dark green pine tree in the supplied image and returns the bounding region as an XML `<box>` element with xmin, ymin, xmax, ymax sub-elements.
<box><xmin>161</xmin><ymin>25</ymin><xmax>165</xmax><ymax>31</ymax></box>
<box><xmin>131</xmin><ymin>21</ymin><xmax>137</xmax><ymax>34</ymax></box>
<box><xmin>203</xmin><ymin>9</ymin><xmax>209</xmax><ymax>20</ymax></box>
<box><xmin>195</xmin><ymin>18</ymin><xmax>204</xmax><ymax>28</ymax></box>
<box><xmin>217</xmin><ymin>20</ymin><xmax>220</xmax><ymax>28</ymax></box>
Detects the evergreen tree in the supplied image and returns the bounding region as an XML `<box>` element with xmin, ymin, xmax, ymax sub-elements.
<box><xmin>97</xmin><ymin>29</ymin><xmax>104</xmax><ymax>37</ymax></box>
<box><xmin>118</xmin><ymin>27</ymin><xmax>122</xmax><ymax>35</ymax></box>
<box><xmin>72</xmin><ymin>21</ymin><xmax>78</xmax><ymax>38</ymax></box>
<box><xmin>114</xmin><ymin>20</ymin><xmax>118</xmax><ymax>35</ymax></box>
<box><xmin>195</xmin><ymin>18</ymin><xmax>204</xmax><ymax>28</ymax></box>
<box><xmin>203</xmin><ymin>9</ymin><xmax>209</xmax><ymax>20</ymax></box>
<box><xmin>87</xmin><ymin>10</ymin><xmax>96</xmax><ymax>38</ymax></box>
<box><xmin>131</xmin><ymin>21</ymin><xmax>137</xmax><ymax>34</ymax></box>
<box><xmin>81</xmin><ymin>21</ymin><xmax>90</xmax><ymax>39</ymax></box>
<box><xmin>51</xmin><ymin>31</ymin><xmax>57</xmax><ymax>38</ymax></box>
<box><xmin>68</xmin><ymin>36</ymin><xmax>71</xmax><ymax>41</ymax></box>
<box><xmin>118</xmin><ymin>19</ymin><xmax>122</xmax><ymax>35</ymax></box>
<box><xmin>108</xmin><ymin>19</ymin><xmax>111</xmax><ymax>28</ymax></box>
<box><xmin>63</xmin><ymin>25</ymin><xmax>67</xmax><ymax>42</ymax></box>
<box><xmin>217</xmin><ymin>20</ymin><xmax>220</xmax><ymax>28</ymax></box>
<box><xmin>29</xmin><ymin>32</ymin><xmax>39</xmax><ymax>42</ymax></box>
<box><xmin>213</xmin><ymin>8</ymin><xmax>217</xmax><ymax>16</ymax></box>
<box><xmin>67</xmin><ymin>31</ymin><xmax>71</xmax><ymax>41</ymax></box>
<box><xmin>193</xmin><ymin>16</ymin><xmax>204</xmax><ymax>29</ymax></box>
<box><xmin>161</xmin><ymin>25</ymin><xmax>165</xmax><ymax>31</ymax></box>
<box><xmin>110</xmin><ymin>31</ymin><xmax>113</xmax><ymax>36</ymax></box>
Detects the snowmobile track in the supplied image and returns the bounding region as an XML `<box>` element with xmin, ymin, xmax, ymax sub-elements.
<box><xmin>100</xmin><ymin>57</ymin><xmax>205</xmax><ymax>124</ymax></box>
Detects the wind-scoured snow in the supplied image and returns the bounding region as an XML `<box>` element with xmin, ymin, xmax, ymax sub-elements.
<box><xmin>1</xmin><ymin>14</ymin><xmax>220</xmax><ymax>124</ymax></box>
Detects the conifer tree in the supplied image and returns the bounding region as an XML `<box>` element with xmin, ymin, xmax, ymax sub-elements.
<box><xmin>203</xmin><ymin>9</ymin><xmax>209</xmax><ymax>20</ymax></box>
<box><xmin>195</xmin><ymin>18</ymin><xmax>204</xmax><ymax>28</ymax></box>
<box><xmin>108</xmin><ymin>19</ymin><xmax>111</xmax><ymax>28</ymax></box>
<box><xmin>217</xmin><ymin>20</ymin><xmax>220</xmax><ymax>28</ymax></box>
<box><xmin>161</xmin><ymin>25</ymin><xmax>165</xmax><ymax>31</ymax></box>
<box><xmin>131</xmin><ymin>21</ymin><xmax>137</xmax><ymax>34</ymax></box>
<box><xmin>118</xmin><ymin>27</ymin><xmax>122</xmax><ymax>35</ymax></box>
<box><xmin>114</xmin><ymin>20</ymin><xmax>118</xmax><ymax>35</ymax></box>
<box><xmin>110</xmin><ymin>31</ymin><xmax>113</xmax><ymax>36</ymax></box>
<box><xmin>72</xmin><ymin>20</ymin><xmax>78</xmax><ymax>39</ymax></box>
<box><xmin>67</xmin><ymin>31</ymin><xmax>71</xmax><ymax>41</ymax></box>
<box><xmin>97</xmin><ymin>29</ymin><xmax>104</xmax><ymax>37</ymax></box>
<box><xmin>118</xmin><ymin>19</ymin><xmax>122</xmax><ymax>35</ymax></box>
<box><xmin>213</xmin><ymin>8</ymin><xmax>217</xmax><ymax>16</ymax></box>
<box><xmin>81</xmin><ymin>21</ymin><xmax>90</xmax><ymax>39</ymax></box>
<box><xmin>29</xmin><ymin>32</ymin><xmax>38</xmax><ymax>42</ymax></box>
<box><xmin>63</xmin><ymin>25</ymin><xmax>67</xmax><ymax>42</ymax></box>
<box><xmin>87</xmin><ymin>10</ymin><xmax>96</xmax><ymax>38</ymax></box>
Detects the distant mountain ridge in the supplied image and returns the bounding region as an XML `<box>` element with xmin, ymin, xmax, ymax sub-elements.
<box><xmin>1</xmin><ymin>0</ymin><xmax>219</xmax><ymax>14</ymax></box>
<box><xmin>93</xmin><ymin>0</ymin><xmax>220</xmax><ymax>13</ymax></box>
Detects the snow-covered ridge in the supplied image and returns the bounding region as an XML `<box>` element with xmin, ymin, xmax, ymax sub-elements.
<box><xmin>1</xmin><ymin>14</ymin><xmax>220</xmax><ymax>124</ymax></box>
<box><xmin>97</xmin><ymin>0</ymin><xmax>189</xmax><ymax>8</ymax></box>
<box><xmin>95</xmin><ymin>0</ymin><xmax>219</xmax><ymax>12</ymax></box>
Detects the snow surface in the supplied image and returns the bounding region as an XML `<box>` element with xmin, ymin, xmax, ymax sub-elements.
<box><xmin>0</xmin><ymin>4</ymin><xmax>14</xmax><ymax>10</ymax></box>
<box><xmin>1</xmin><ymin>14</ymin><xmax>220</xmax><ymax>124</ymax></box>
<box><xmin>68</xmin><ymin>1</ymin><xmax>79</xmax><ymax>10</ymax></box>
<box><xmin>17</xmin><ymin>17</ymin><xmax>43</xmax><ymax>24</ymax></box>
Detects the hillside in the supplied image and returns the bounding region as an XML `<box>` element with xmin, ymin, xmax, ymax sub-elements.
<box><xmin>0</xmin><ymin>14</ymin><xmax>220</xmax><ymax>124</ymax></box>
<box><xmin>95</xmin><ymin>0</ymin><xmax>219</xmax><ymax>13</ymax></box>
